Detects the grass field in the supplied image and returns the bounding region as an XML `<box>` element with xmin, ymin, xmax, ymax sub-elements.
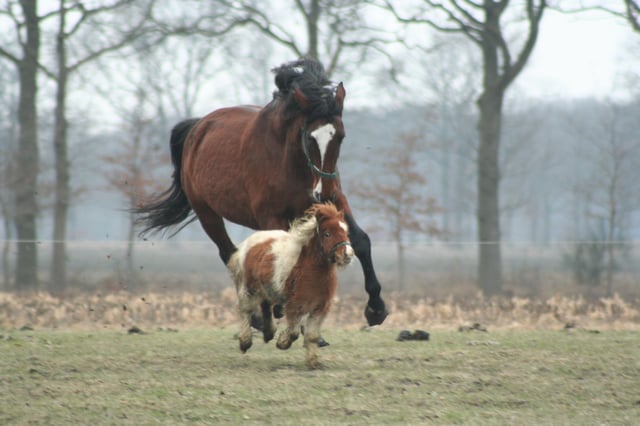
<box><xmin>1</xmin><ymin>327</ymin><xmax>639</xmax><ymax>425</ymax></box>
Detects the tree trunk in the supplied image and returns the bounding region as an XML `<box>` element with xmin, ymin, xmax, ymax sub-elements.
<box><xmin>397</xmin><ymin>241</ymin><xmax>405</xmax><ymax>291</ymax></box>
<box><xmin>476</xmin><ymin>7</ymin><xmax>504</xmax><ymax>296</ymax></box>
<box><xmin>1</xmin><ymin>202</ymin><xmax>11</xmax><ymax>290</ymax></box>
<box><xmin>476</xmin><ymin>92</ymin><xmax>503</xmax><ymax>296</ymax></box>
<box><xmin>15</xmin><ymin>0</ymin><xmax>40</xmax><ymax>290</ymax></box>
<box><xmin>51</xmin><ymin>0</ymin><xmax>70</xmax><ymax>293</ymax></box>
<box><xmin>305</xmin><ymin>0</ymin><xmax>320</xmax><ymax>60</ymax></box>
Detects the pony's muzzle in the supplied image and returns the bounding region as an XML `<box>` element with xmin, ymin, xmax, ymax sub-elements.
<box><xmin>335</xmin><ymin>243</ymin><xmax>354</xmax><ymax>268</ymax></box>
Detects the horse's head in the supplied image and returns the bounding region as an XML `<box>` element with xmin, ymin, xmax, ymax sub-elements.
<box><xmin>308</xmin><ymin>202</ymin><xmax>353</xmax><ymax>268</ymax></box>
<box><xmin>272</xmin><ymin>59</ymin><xmax>346</xmax><ymax>202</ymax></box>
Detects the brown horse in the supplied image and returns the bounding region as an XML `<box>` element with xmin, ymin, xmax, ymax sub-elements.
<box><xmin>135</xmin><ymin>58</ymin><xmax>387</xmax><ymax>327</ymax></box>
<box><xmin>228</xmin><ymin>203</ymin><xmax>353</xmax><ymax>369</ymax></box>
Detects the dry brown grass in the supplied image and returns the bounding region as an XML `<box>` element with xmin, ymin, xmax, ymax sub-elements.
<box><xmin>1</xmin><ymin>289</ymin><xmax>639</xmax><ymax>331</ymax></box>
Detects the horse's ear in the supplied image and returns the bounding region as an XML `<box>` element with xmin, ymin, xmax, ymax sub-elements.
<box><xmin>293</xmin><ymin>86</ymin><xmax>310</xmax><ymax>111</ymax></box>
<box><xmin>335</xmin><ymin>82</ymin><xmax>346</xmax><ymax>113</ymax></box>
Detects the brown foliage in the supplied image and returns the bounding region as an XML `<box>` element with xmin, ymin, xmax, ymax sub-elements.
<box><xmin>1</xmin><ymin>290</ymin><xmax>638</xmax><ymax>331</ymax></box>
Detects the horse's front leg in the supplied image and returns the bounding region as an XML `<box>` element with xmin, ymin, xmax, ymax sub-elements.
<box><xmin>344</xmin><ymin>212</ymin><xmax>389</xmax><ymax>326</ymax></box>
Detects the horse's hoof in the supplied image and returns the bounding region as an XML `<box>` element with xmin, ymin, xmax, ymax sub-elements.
<box><xmin>318</xmin><ymin>337</ymin><xmax>330</xmax><ymax>347</ymax></box>
<box><xmin>365</xmin><ymin>302</ymin><xmax>388</xmax><ymax>326</ymax></box>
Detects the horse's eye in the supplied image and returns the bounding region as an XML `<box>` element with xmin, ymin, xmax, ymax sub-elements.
<box><xmin>323</xmin><ymin>231</ymin><xmax>331</xmax><ymax>238</ymax></box>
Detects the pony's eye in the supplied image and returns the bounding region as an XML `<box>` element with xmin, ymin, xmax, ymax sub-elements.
<box><xmin>323</xmin><ymin>231</ymin><xmax>331</xmax><ymax>238</ymax></box>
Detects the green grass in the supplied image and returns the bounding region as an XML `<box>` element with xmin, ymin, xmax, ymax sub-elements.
<box><xmin>1</xmin><ymin>327</ymin><xmax>639</xmax><ymax>425</ymax></box>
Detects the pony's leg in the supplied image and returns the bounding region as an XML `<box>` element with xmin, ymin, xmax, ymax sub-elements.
<box><xmin>192</xmin><ymin>202</ymin><xmax>237</xmax><ymax>265</ymax></box>
<box><xmin>276</xmin><ymin>320</ymin><xmax>300</xmax><ymax>350</ymax></box>
<box><xmin>344</xmin><ymin>213</ymin><xmax>389</xmax><ymax>326</ymax></box>
<box><xmin>260</xmin><ymin>301</ymin><xmax>276</xmax><ymax>343</ymax></box>
<box><xmin>237</xmin><ymin>298</ymin><xmax>256</xmax><ymax>353</ymax></box>
<box><xmin>303</xmin><ymin>314</ymin><xmax>324</xmax><ymax>369</ymax></box>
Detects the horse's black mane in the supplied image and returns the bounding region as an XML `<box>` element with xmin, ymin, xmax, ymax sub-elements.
<box><xmin>271</xmin><ymin>58</ymin><xmax>341</xmax><ymax>122</ymax></box>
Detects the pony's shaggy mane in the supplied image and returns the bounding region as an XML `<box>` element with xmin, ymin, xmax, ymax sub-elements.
<box><xmin>271</xmin><ymin>58</ymin><xmax>341</xmax><ymax>122</ymax></box>
<box><xmin>288</xmin><ymin>212</ymin><xmax>319</xmax><ymax>245</ymax></box>
<box><xmin>288</xmin><ymin>202</ymin><xmax>341</xmax><ymax>245</ymax></box>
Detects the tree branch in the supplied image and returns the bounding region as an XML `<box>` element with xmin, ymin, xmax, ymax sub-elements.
<box><xmin>501</xmin><ymin>0</ymin><xmax>546</xmax><ymax>90</ymax></box>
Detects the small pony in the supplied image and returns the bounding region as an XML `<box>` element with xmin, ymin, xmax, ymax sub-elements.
<box><xmin>227</xmin><ymin>202</ymin><xmax>353</xmax><ymax>369</ymax></box>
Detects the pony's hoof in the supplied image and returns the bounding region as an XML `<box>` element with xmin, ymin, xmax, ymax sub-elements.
<box><xmin>239</xmin><ymin>340</ymin><xmax>252</xmax><ymax>353</ymax></box>
<box><xmin>250</xmin><ymin>313</ymin><xmax>264</xmax><ymax>331</ymax></box>
<box><xmin>276</xmin><ymin>340</ymin><xmax>292</xmax><ymax>350</ymax></box>
<box><xmin>365</xmin><ymin>302</ymin><xmax>388</xmax><ymax>326</ymax></box>
<box><xmin>273</xmin><ymin>304</ymin><xmax>284</xmax><ymax>319</ymax></box>
<box><xmin>318</xmin><ymin>337</ymin><xmax>330</xmax><ymax>347</ymax></box>
<box><xmin>263</xmin><ymin>331</ymin><xmax>275</xmax><ymax>343</ymax></box>
<box><xmin>307</xmin><ymin>359</ymin><xmax>325</xmax><ymax>370</ymax></box>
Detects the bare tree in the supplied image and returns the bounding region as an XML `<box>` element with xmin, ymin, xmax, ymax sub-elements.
<box><xmin>414</xmin><ymin>35</ymin><xmax>479</xmax><ymax>241</ymax></box>
<box><xmin>351</xmin><ymin>131</ymin><xmax>441</xmax><ymax>289</ymax></box>
<box><xmin>39</xmin><ymin>0</ymin><xmax>155</xmax><ymax>293</ymax></box>
<box><xmin>0</xmin><ymin>63</ymin><xmax>19</xmax><ymax>289</ymax></box>
<box><xmin>384</xmin><ymin>0</ymin><xmax>547</xmax><ymax>296</ymax></box>
<box><xmin>567</xmin><ymin>100</ymin><xmax>640</xmax><ymax>295</ymax></box>
<box><xmin>0</xmin><ymin>0</ymin><xmax>41</xmax><ymax>289</ymax></box>
<box><xmin>101</xmin><ymin>86</ymin><xmax>166</xmax><ymax>284</ymax></box>
<box><xmin>229</xmin><ymin>0</ymin><xmax>398</xmax><ymax>78</ymax></box>
<box><xmin>622</xmin><ymin>0</ymin><xmax>640</xmax><ymax>31</ymax></box>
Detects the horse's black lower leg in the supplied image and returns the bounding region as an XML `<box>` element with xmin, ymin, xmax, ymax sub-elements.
<box><xmin>345</xmin><ymin>213</ymin><xmax>388</xmax><ymax>326</ymax></box>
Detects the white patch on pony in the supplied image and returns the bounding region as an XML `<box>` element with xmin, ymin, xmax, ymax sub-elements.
<box><xmin>339</xmin><ymin>221</ymin><xmax>348</xmax><ymax>233</ymax></box>
<box><xmin>310</xmin><ymin>123</ymin><xmax>336</xmax><ymax>171</ymax></box>
<box><xmin>232</xmin><ymin>230</ymin><xmax>287</xmax><ymax>270</ymax></box>
<box><xmin>345</xmin><ymin>244</ymin><xmax>354</xmax><ymax>258</ymax></box>
<box><xmin>269</xmin><ymin>235</ymin><xmax>302</xmax><ymax>294</ymax></box>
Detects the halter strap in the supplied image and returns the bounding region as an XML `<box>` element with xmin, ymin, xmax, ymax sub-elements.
<box><xmin>301</xmin><ymin>123</ymin><xmax>338</xmax><ymax>180</ymax></box>
<box><xmin>329</xmin><ymin>240</ymin><xmax>351</xmax><ymax>260</ymax></box>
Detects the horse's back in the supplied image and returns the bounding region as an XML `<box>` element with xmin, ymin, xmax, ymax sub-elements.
<box><xmin>182</xmin><ymin>105</ymin><xmax>264</xmax><ymax>226</ymax></box>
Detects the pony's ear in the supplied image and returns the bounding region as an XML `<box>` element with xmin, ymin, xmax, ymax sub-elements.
<box><xmin>293</xmin><ymin>86</ymin><xmax>310</xmax><ymax>111</ymax></box>
<box><xmin>334</xmin><ymin>82</ymin><xmax>345</xmax><ymax>113</ymax></box>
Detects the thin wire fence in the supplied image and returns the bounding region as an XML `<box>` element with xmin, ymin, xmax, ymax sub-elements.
<box><xmin>1</xmin><ymin>240</ymin><xmax>638</xmax><ymax>300</ymax></box>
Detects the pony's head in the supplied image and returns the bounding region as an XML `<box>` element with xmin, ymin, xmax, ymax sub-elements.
<box><xmin>272</xmin><ymin>58</ymin><xmax>346</xmax><ymax>202</ymax></box>
<box><xmin>306</xmin><ymin>202</ymin><xmax>353</xmax><ymax>268</ymax></box>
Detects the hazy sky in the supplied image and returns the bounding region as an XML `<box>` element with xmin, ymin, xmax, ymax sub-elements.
<box><xmin>518</xmin><ymin>8</ymin><xmax>638</xmax><ymax>100</ymax></box>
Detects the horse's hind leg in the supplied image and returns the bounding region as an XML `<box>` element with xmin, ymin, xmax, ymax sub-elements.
<box><xmin>260</xmin><ymin>301</ymin><xmax>276</xmax><ymax>343</ymax></box>
<box><xmin>191</xmin><ymin>202</ymin><xmax>237</xmax><ymax>264</ymax></box>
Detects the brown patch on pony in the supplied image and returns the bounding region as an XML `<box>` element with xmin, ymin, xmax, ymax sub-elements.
<box><xmin>243</xmin><ymin>239</ymin><xmax>277</xmax><ymax>294</ymax></box>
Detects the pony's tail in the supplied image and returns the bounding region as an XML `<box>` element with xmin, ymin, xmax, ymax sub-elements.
<box><xmin>134</xmin><ymin>118</ymin><xmax>200</xmax><ymax>237</ymax></box>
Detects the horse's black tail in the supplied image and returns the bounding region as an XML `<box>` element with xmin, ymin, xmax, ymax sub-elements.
<box><xmin>134</xmin><ymin>118</ymin><xmax>200</xmax><ymax>237</ymax></box>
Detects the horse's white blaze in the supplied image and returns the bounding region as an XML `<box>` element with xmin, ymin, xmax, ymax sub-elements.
<box><xmin>339</xmin><ymin>221</ymin><xmax>348</xmax><ymax>233</ymax></box>
<box><xmin>313</xmin><ymin>179</ymin><xmax>322</xmax><ymax>198</ymax></box>
<box><xmin>310</xmin><ymin>123</ymin><xmax>336</xmax><ymax>171</ymax></box>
